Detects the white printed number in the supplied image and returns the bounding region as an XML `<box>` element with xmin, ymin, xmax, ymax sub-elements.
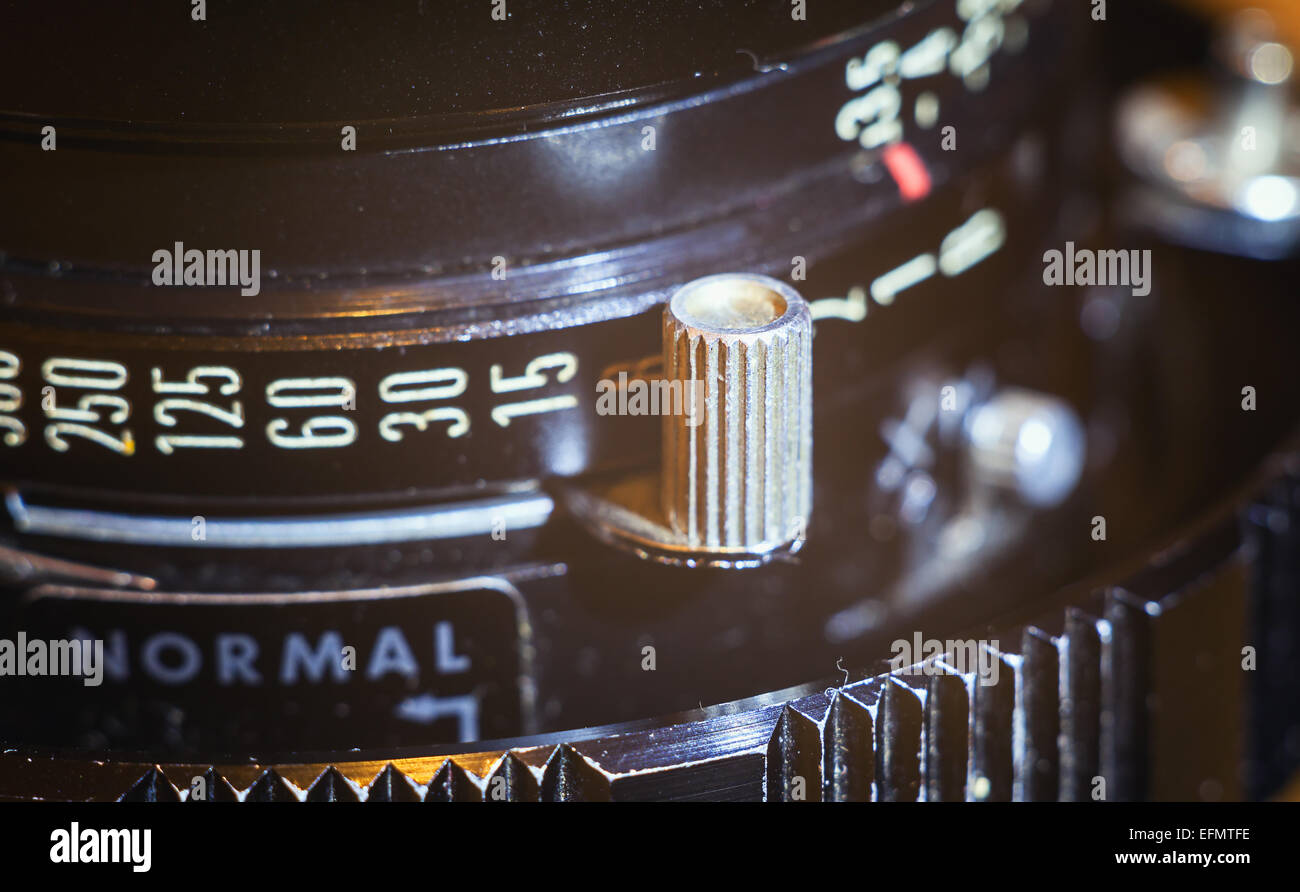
<box><xmin>0</xmin><ymin>350</ymin><xmax>25</xmax><ymax>446</ymax></box>
<box><xmin>489</xmin><ymin>352</ymin><xmax>578</xmax><ymax>427</ymax></box>
<box><xmin>838</xmin><ymin>40</ymin><xmax>903</xmax><ymax>150</ymax></box>
<box><xmin>266</xmin><ymin>377</ymin><xmax>357</xmax><ymax>449</ymax></box>
<box><xmin>378</xmin><ymin>367</ymin><xmax>470</xmax><ymax>441</ymax></box>
<box><xmin>152</xmin><ymin>365</ymin><xmax>244</xmax><ymax>454</ymax></box>
<box><xmin>41</xmin><ymin>358</ymin><xmax>134</xmax><ymax>455</ymax></box>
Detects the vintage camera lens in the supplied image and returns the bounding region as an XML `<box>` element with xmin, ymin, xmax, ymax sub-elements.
<box><xmin>1</xmin><ymin>0</ymin><xmax>1298</xmax><ymax>805</ymax></box>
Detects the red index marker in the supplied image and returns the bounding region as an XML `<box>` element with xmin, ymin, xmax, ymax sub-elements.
<box><xmin>881</xmin><ymin>142</ymin><xmax>932</xmax><ymax>203</ymax></box>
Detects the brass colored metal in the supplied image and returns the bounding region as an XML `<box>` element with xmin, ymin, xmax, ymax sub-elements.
<box><xmin>661</xmin><ymin>274</ymin><xmax>813</xmax><ymax>553</ymax></box>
